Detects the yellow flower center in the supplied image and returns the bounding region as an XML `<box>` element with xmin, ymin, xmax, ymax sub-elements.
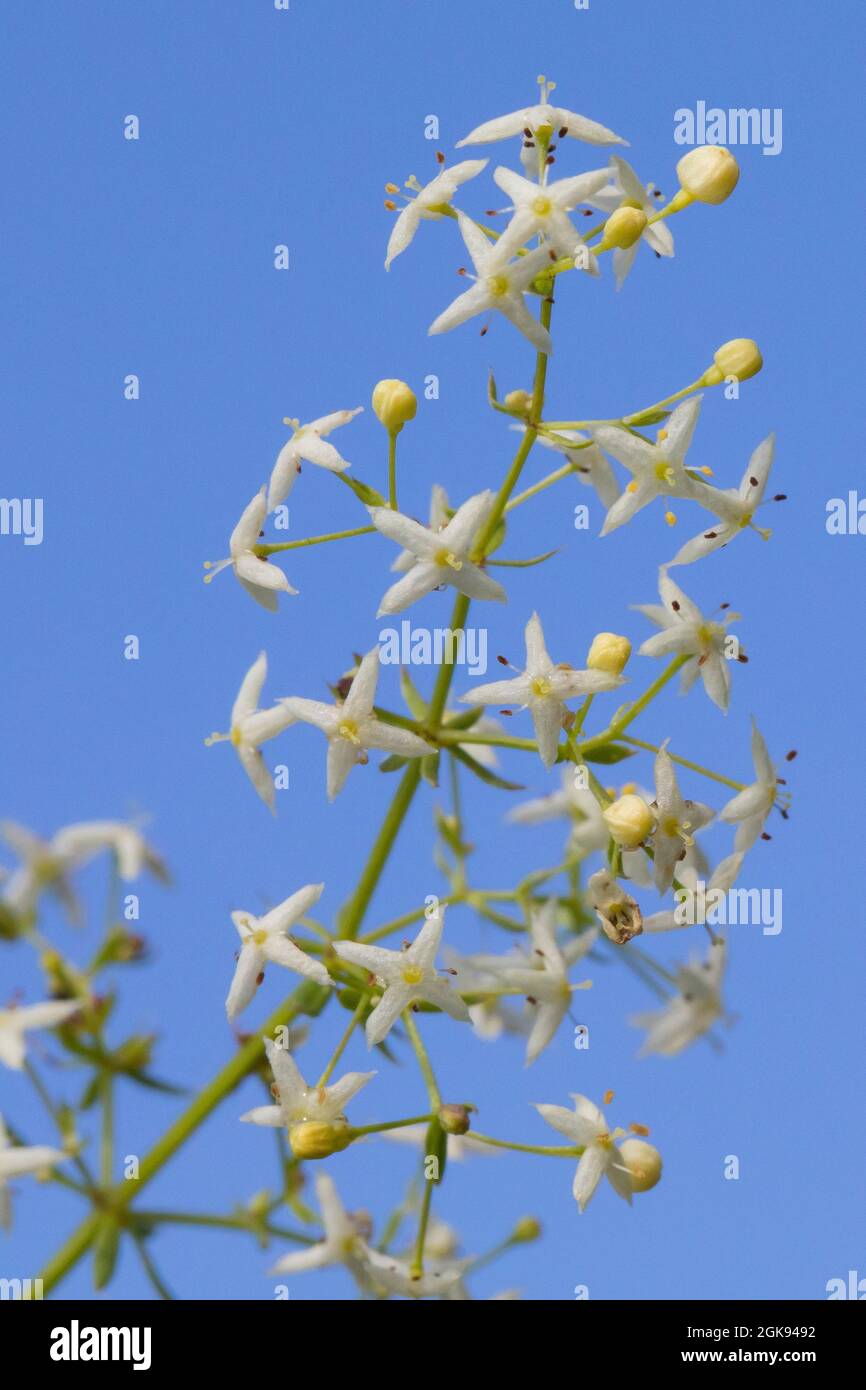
<box><xmin>487</xmin><ymin>273</ymin><xmax>511</xmax><ymax>298</ymax></box>
<box><xmin>532</xmin><ymin>195</ymin><xmax>552</xmax><ymax>216</ymax></box>
<box><xmin>230</xmin><ymin>726</ymin><xmax>243</xmax><ymax>747</ymax></box>
<box><xmin>251</xmin><ymin>929</ymin><xmax>268</xmax><ymax>946</ymax></box>
<box><xmin>530</xmin><ymin>675</ymin><xmax>552</xmax><ymax>698</ymax></box>
<box><xmin>402</xmin><ymin>965</ymin><xmax>424</xmax><ymax>986</ymax></box>
<box><xmin>654</xmin><ymin>459</ymin><xmax>675</xmax><ymax>485</ymax></box>
<box><xmin>434</xmin><ymin>547</ymin><xmax>463</xmax><ymax>570</ymax></box>
<box><xmin>338</xmin><ymin>720</ymin><xmax>361</xmax><ymax>745</ymax></box>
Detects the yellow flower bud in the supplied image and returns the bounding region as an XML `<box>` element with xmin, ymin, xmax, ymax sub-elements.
<box><xmin>619</xmin><ymin>1138</ymin><xmax>663</xmax><ymax>1193</ymax></box>
<box><xmin>511</xmin><ymin>1215</ymin><xmax>542</xmax><ymax>1243</ymax></box>
<box><xmin>587</xmin><ymin>632</ymin><xmax>631</xmax><ymax>676</ymax></box>
<box><xmin>503</xmin><ymin>389</ymin><xmax>533</xmax><ymax>417</ymax></box>
<box><xmin>676</xmin><ymin>146</ymin><xmax>740</xmax><ymax>205</ymax></box>
<box><xmin>288</xmin><ymin>1119</ymin><xmax>352</xmax><ymax>1160</ymax></box>
<box><xmin>603</xmin><ymin>793</ymin><xmax>654</xmax><ymax>849</ymax></box>
<box><xmin>701</xmin><ymin>338</ymin><xmax>763</xmax><ymax>386</ymax></box>
<box><xmin>371</xmin><ymin>378</ymin><xmax>417</xmax><ymax>434</ymax></box>
<box><xmin>438</xmin><ymin>1103</ymin><xmax>472</xmax><ymax>1136</ymax></box>
<box><xmin>600</xmin><ymin>204</ymin><xmax>647</xmax><ymax>250</ymax></box>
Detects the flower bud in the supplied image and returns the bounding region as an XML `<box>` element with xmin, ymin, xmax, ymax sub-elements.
<box><xmin>371</xmin><ymin>378</ymin><xmax>417</xmax><ymax>434</ymax></box>
<box><xmin>602</xmin><ymin>793</ymin><xmax>654</xmax><ymax>849</ymax></box>
<box><xmin>701</xmin><ymin>338</ymin><xmax>763</xmax><ymax>387</ymax></box>
<box><xmin>676</xmin><ymin>146</ymin><xmax>739</xmax><ymax>205</ymax></box>
<box><xmin>438</xmin><ymin>1103</ymin><xmax>472</xmax><ymax>1136</ymax></box>
<box><xmin>288</xmin><ymin>1119</ymin><xmax>352</xmax><ymax>1160</ymax></box>
<box><xmin>503</xmin><ymin>389</ymin><xmax>533</xmax><ymax>417</ymax></box>
<box><xmin>600</xmin><ymin>205</ymin><xmax>647</xmax><ymax>250</ymax></box>
<box><xmin>511</xmin><ymin>1215</ymin><xmax>542</xmax><ymax>1243</ymax></box>
<box><xmin>587</xmin><ymin>632</ymin><xmax>631</xmax><ymax>676</ymax></box>
<box><xmin>619</xmin><ymin>1138</ymin><xmax>663</xmax><ymax>1193</ymax></box>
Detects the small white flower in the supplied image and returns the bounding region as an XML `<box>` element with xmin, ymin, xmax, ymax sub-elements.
<box><xmin>631</xmin><ymin>940</ymin><xmax>727</xmax><ymax>1056</ymax></box>
<box><xmin>509</xmin><ymin>771</ymin><xmax>652</xmax><ymax>883</ymax></box>
<box><xmin>586</xmin><ymin>155</ymin><xmax>674</xmax><ymax>288</ymax></box>
<box><xmin>0</xmin><ymin>1113</ymin><xmax>68</xmax><ymax>1230</ymax></box>
<box><xmin>204</xmin><ymin>488</ymin><xmax>297</xmax><ymax>611</ymax></box>
<box><xmin>719</xmin><ymin>719</ymin><xmax>779</xmax><ymax>851</ymax></box>
<box><xmin>461</xmin><ymin>612</ymin><xmax>623</xmax><ymax>769</ymax></box>
<box><xmin>225</xmin><ymin>883</ymin><xmax>330</xmax><ymax>1020</ymax></box>
<box><xmin>644</xmin><ymin>852</ymin><xmax>744</xmax><ymax>933</ymax></box>
<box><xmin>385</xmin><ymin>160</ymin><xmax>488</xmax><ymax>270</ymax></box>
<box><xmin>240</xmin><ymin>1037</ymin><xmax>374</xmax><ymax>1128</ymax></box>
<box><xmin>267</xmin><ymin>408</ymin><xmax>363</xmax><ymax>511</ymax></box>
<box><xmin>268</xmin><ymin>1171</ymin><xmax>374</xmax><ymax>1281</ymax></box>
<box><xmin>363</xmin><ymin>1247</ymin><xmax>463</xmax><ymax>1300</ymax></box>
<box><xmin>1</xmin><ymin>819</ymin><xmax>165</xmax><ymax>923</ymax></box>
<box><xmin>51</xmin><ymin>822</ymin><xmax>166</xmax><ymax>883</ymax></box>
<box><xmin>635</xmin><ymin>571</ymin><xmax>740</xmax><ymax>713</ymax></box>
<box><xmin>669</xmin><ymin>434</ymin><xmax>777</xmax><ymax>566</ymax></box>
<box><xmin>206</xmin><ymin>652</ymin><xmax>296</xmax><ymax>812</ymax></box>
<box><xmin>428</xmin><ymin>212</ymin><xmax>555</xmax><ymax>353</ymax></box>
<box><xmin>649</xmin><ymin>743</ymin><xmax>714</xmax><ymax>893</ymax></box>
<box><xmin>337</xmin><ymin>907</ymin><xmax>470</xmax><ymax>1047</ymax></box>
<box><xmin>532</xmin><ymin>427</ymin><xmax>620</xmax><ymax>509</ymax></box>
<box><xmin>492</xmin><ymin>166</ymin><xmax>608</xmax><ymax>261</ymax></box>
<box><xmin>535</xmin><ymin>1094</ymin><xmax>634</xmax><ymax>1212</ymax></box>
<box><xmin>370</xmin><ymin>491</ymin><xmax>507</xmax><ymax>616</ymax></box>
<box><xmin>0</xmin><ymin>1000</ymin><xmax>81</xmax><ymax>1071</ymax></box>
<box><xmin>280</xmin><ymin>647</ymin><xmax>429</xmax><ymax>801</ymax></box>
<box><xmin>456</xmin><ymin>82</ymin><xmax>627</xmax><ymax>152</ymax></box>
<box><xmin>391</xmin><ymin>484</ymin><xmax>451</xmax><ymax>572</ymax></box>
<box><xmin>594</xmin><ymin>397</ymin><xmax>706</xmax><ymax>535</ymax></box>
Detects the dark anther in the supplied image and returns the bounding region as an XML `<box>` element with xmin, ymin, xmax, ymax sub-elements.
<box><xmin>499</xmin><ymin>708</ymin><xmax>512</xmax><ymax>716</ymax></box>
<box><xmin>524</xmin><ymin>127</ymin><xmax>533</xmax><ymax>137</ymax></box>
<box><xmin>671</xmin><ymin>600</ymin><xmax>680</xmax><ymax>611</ymax></box>
<box><xmin>738</xmin><ymin>654</ymin><xmax>749</xmax><ymax>663</ymax></box>
<box><xmin>558</xmin><ymin>126</ymin><xmax>568</xmax><ymax>137</ymax></box>
<box><xmin>497</xmin><ymin>654</ymin><xmax>509</xmax><ymax>665</ymax></box>
<box><xmin>750</xmin><ymin>476</ymin><xmax>759</xmax><ymax>487</ymax></box>
<box><xmin>785</xmin><ymin>749</ymin><xmax>798</xmax><ymax>761</ymax></box>
<box><xmin>704</xmin><ymin>531</ymin><xmax>718</xmax><ymax>539</ymax></box>
<box><xmin>773</xmin><ymin>494</ymin><xmax>787</xmax><ymax>501</ymax></box>
<box><xmin>761</xmin><ymin>832</ymin><xmax>772</xmax><ymax>841</ymax></box>
<box><xmin>546</xmin><ymin>154</ymin><xmax>555</xmax><ymax>165</ymax></box>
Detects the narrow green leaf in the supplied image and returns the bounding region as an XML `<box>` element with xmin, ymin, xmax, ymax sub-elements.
<box><xmin>452</xmin><ymin>745</ymin><xmax>524</xmax><ymax>791</ymax></box>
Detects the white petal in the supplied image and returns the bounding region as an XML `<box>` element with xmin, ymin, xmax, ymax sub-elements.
<box><xmin>231</xmin><ymin>651</ymin><xmax>268</xmax><ymax>725</ymax></box>
<box><xmin>225</xmin><ymin>944</ymin><xmax>265</xmax><ymax>1019</ymax></box>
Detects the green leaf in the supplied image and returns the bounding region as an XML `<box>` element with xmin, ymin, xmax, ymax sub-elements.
<box><xmin>452</xmin><ymin>745</ymin><xmax>524</xmax><ymax>791</ymax></box>
<box><xmin>424</xmin><ymin>1119</ymin><xmax>448</xmax><ymax>1185</ymax></box>
<box><xmin>339</xmin><ymin>474</ymin><xmax>386</xmax><ymax>507</ymax></box>
<box><xmin>379</xmin><ymin>753</ymin><xmax>408</xmax><ymax>774</ymax></box>
<box><xmin>93</xmin><ymin>1217</ymin><xmax>121</xmax><ymax>1291</ymax></box>
<box><xmin>399</xmin><ymin>667</ymin><xmax>428</xmax><ymax>721</ymax></box>
<box><xmin>583</xmin><ymin>742</ymin><xmax>637</xmax><ymax>765</ymax></box>
<box><xmin>488</xmin><ymin>548</ymin><xmax>558</xmax><ymax>569</ymax></box>
<box><xmin>625</xmin><ymin>406</ymin><xmax>671</xmax><ymax>427</ymax></box>
<box><xmin>420</xmin><ymin>752</ymin><xmax>440</xmax><ymax>788</ymax></box>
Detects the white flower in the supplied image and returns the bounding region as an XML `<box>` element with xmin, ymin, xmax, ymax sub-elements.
<box><xmin>532</xmin><ymin>427</ymin><xmax>620</xmax><ymax>509</ymax></box>
<box><xmin>669</xmin><ymin>434</ymin><xmax>777</xmax><ymax>566</ymax></box>
<box><xmin>631</xmin><ymin>940</ymin><xmax>727</xmax><ymax>1056</ymax></box>
<box><xmin>279</xmin><ymin>647</ymin><xmax>429</xmax><ymax>801</ymax></box>
<box><xmin>535</xmin><ymin>1094</ymin><xmax>634</xmax><ymax>1212</ymax></box>
<box><xmin>391</xmin><ymin>483</ymin><xmax>451</xmax><ymax>572</ymax></box>
<box><xmin>268</xmin><ymin>1171</ymin><xmax>374</xmax><ymax>1282</ymax></box>
<box><xmin>492</xmin><ymin>166</ymin><xmax>608</xmax><ymax>261</ymax></box>
<box><xmin>337</xmin><ymin>907</ymin><xmax>470</xmax><ymax>1047</ymax></box>
<box><xmin>649</xmin><ymin>743</ymin><xmax>714</xmax><ymax>893</ymax></box>
<box><xmin>50</xmin><ymin>822</ymin><xmax>166</xmax><ymax>883</ymax></box>
<box><xmin>0</xmin><ymin>1000</ymin><xmax>80</xmax><ymax>1071</ymax></box>
<box><xmin>240</xmin><ymin>1037</ymin><xmax>374</xmax><ymax>1128</ymax></box>
<box><xmin>593</xmin><ymin>397</ymin><xmax>706</xmax><ymax>535</ymax></box>
<box><xmin>719</xmin><ymin>719</ymin><xmax>778</xmax><ymax>851</ymax></box>
<box><xmin>456</xmin><ymin>82</ymin><xmax>627</xmax><ymax>152</ymax></box>
<box><xmin>206</xmin><ymin>652</ymin><xmax>296</xmax><ymax>812</ymax></box>
<box><xmin>370</xmin><ymin>491</ymin><xmax>507</xmax><ymax>616</ymax></box>
<box><xmin>267</xmin><ymin>409</ymin><xmax>363</xmax><ymax>511</ymax></box>
<box><xmin>204</xmin><ymin>488</ymin><xmax>296</xmax><ymax>611</ymax></box>
<box><xmin>644</xmin><ymin>852</ymin><xmax>744</xmax><ymax>933</ymax></box>
<box><xmin>1</xmin><ymin>819</ymin><xmax>165</xmax><ymax>923</ymax></box>
<box><xmin>225</xmin><ymin>883</ymin><xmax>330</xmax><ymax>1020</ymax></box>
<box><xmin>635</xmin><ymin>571</ymin><xmax>740</xmax><ymax>712</ymax></box>
<box><xmin>385</xmin><ymin>160</ymin><xmax>488</xmax><ymax>270</ymax></box>
<box><xmin>460</xmin><ymin>612</ymin><xmax>623</xmax><ymax>769</ymax></box>
<box><xmin>508</xmin><ymin>771</ymin><xmax>652</xmax><ymax>882</ymax></box>
<box><xmin>362</xmin><ymin>1247</ymin><xmax>462</xmax><ymax>1300</ymax></box>
<box><xmin>428</xmin><ymin>212</ymin><xmax>554</xmax><ymax>353</ymax></box>
<box><xmin>586</xmin><ymin>155</ymin><xmax>673</xmax><ymax>288</ymax></box>
<box><xmin>0</xmin><ymin>1113</ymin><xmax>68</xmax><ymax>1230</ymax></box>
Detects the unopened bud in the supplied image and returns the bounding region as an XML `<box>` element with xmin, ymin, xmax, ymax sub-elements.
<box><xmin>438</xmin><ymin>1103</ymin><xmax>471</xmax><ymax>1136</ymax></box>
<box><xmin>511</xmin><ymin>1215</ymin><xmax>542</xmax><ymax>1243</ymax></box>
<box><xmin>619</xmin><ymin>1138</ymin><xmax>663</xmax><ymax>1193</ymax></box>
<box><xmin>372</xmin><ymin>378</ymin><xmax>417</xmax><ymax>434</ymax></box>
<box><xmin>288</xmin><ymin>1119</ymin><xmax>352</xmax><ymax>1160</ymax></box>
<box><xmin>600</xmin><ymin>204</ymin><xmax>647</xmax><ymax>250</ymax></box>
<box><xmin>676</xmin><ymin>146</ymin><xmax>739</xmax><ymax>205</ymax></box>
<box><xmin>702</xmin><ymin>338</ymin><xmax>763</xmax><ymax>386</ymax></box>
<box><xmin>587</xmin><ymin>632</ymin><xmax>631</xmax><ymax>676</ymax></box>
<box><xmin>503</xmin><ymin>389</ymin><xmax>533</xmax><ymax>417</ymax></box>
<box><xmin>603</xmin><ymin>793</ymin><xmax>654</xmax><ymax>849</ymax></box>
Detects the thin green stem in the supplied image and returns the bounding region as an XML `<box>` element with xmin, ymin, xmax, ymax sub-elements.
<box><xmin>621</xmin><ymin>735</ymin><xmax>746</xmax><ymax>791</ymax></box>
<box><xmin>470</xmin><ymin>1131</ymin><xmax>584</xmax><ymax>1157</ymax></box>
<box><xmin>336</xmin><ymin>762</ymin><xmax>422</xmax><ymax>939</ymax></box>
<box><xmin>255</xmin><ymin>525</ymin><xmax>374</xmax><ymax>555</ymax></box>
<box><xmin>403</xmin><ymin>1011</ymin><xmax>441</xmax><ymax>1110</ymax></box>
<box><xmin>410</xmin><ymin>1177</ymin><xmax>434</xmax><ymax>1280</ymax></box>
<box><xmin>316</xmin><ymin>994</ymin><xmax>367</xmax><ymax>1087</ymax></box>
<box><xmin>100</xmin><ymin>1074</ymin><xmax>114</xmax><ymax>1187</ymax></box>
<box><xmin>388</xmin><ymin>431</ymin><xmax>398</xmax><ymax>509</ymax></box>
<box><xmin>348</xmin><ymin>1115</ymin><xmax>434</xmax><ymax>1138</ymax></box>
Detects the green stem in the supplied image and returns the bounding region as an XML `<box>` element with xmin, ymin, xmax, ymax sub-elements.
<box><xmin>470</xmin><ymin>1131</ymin><xmax>584</xmax><ymax>1157</ymax></box>
<box><xmin>100</xmin><ymin>1074</ymin><xmax>114</xmax><ymax>1187</ymax></box>
<box><xmin>403</xmin><ymin>1011</ymin><xmax>441</xmax><ymax>1110</ymax></box>
<box><xmin>255</xmin><ymin>525</ymin><xmax>374</xmax><ymax>555</ymax></box>
<box><xmin>410</xmin><ymin>1177</ymin><xmax>434</xmax><ymax>1280</ymax></box>
<box><xmin>348</xmin><ymin>1115</ymin><xmax>434</xmax><ymax>1138</ymax></box>
<box><xmin>336</xmin><ymin>762</ymin><xmax>422</xmax><ymax>939</ymax></box>
<box><xmin>388</xmin><ymin>431</ymin><xmax>398</xmax><ymax>509</ymax></box>
<box><xmin>316</xmin><ymin>994</ymin><xmax>367</xmax><ymax>1087</ymax></box>
<box><xmin>620</xmin><ymin>735</ymin><xmax>746</xmax><ymax>791</ymax></box>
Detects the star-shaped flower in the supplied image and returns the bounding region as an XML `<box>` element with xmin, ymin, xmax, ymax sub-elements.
<box><xmin>719</xmin><ymin>719</ymin><xmax>779</xmax><ymax>851</ymax></box>
<box><xmin>532</xmin><ymin>427</ymin><xmax>621</xmax><ymax>509</ymax></box>
<box><xmin>456</xmin><ymin>81</ymin><xmax>627</xmax><ymax>152</ymax></box>
<box><xmin>337</xmin><ymin>907</ymin><xmax>470</xmax><ymax>1047</ymax></box>
<box><xmin>385</xmin><ymin>159</ymin><xmax>488</xmax><ymax>270</ymax></box>
<box><xmin>535</xmin><ymin>1094</ymin><xmax>634</xmax><ymax>1212</ymax></box>
<box><xmin>593</xmin><ymin>397</ymin><xmax>706</xmax><ymax>535</ymax></box>
<box><xmin>492</xmin><ymin>166</ymin><xmax>609</xmax><ymax>261</ymax></box>
<box><xmin>586</xmin><ymin>155</ymin><xmax>674</xmax><ymax>288</ymax></box>
<box><xmin>268</xmin><ymin>1171</ymin><xmax>375</xmax><ymax>1282</ymax></box>
<box><xmin>669</xmin><ymin>434</ymin><xmax>777</xmax><ymax>566</ymax></box>
<box><xmin>631</xmin><ymin>940</ymin><xmax>727</xmax><ymax>1056</ymax></box>
<box><xmin>644</xmin><ymin>852</ymin><xmax>743</xmax><ymax>933</ymax></box>
<box><xmin>50</xmin><ymin>822</ymin><xmax>167</xmax><ymax>884</ymax></box>
<box><xmin>649</xmin><ymin>743</ymin><xmax>714</xmax><ymax>893</ymax></box>
<box><xmin>634</xmin><ymin>572</ymin><xmax>740</xmax><ymax>713</ymax></box>
<box><xmin>206</xmin><ymin>652</ymin><xmax>296</xmax><ymax>812</ymax></box>
<box><xmin>225</xmin><ymin>883</ymin><xmax>330</xmax><ymax>1020</ymax></box>
<box><xmin>370</xmin><ymin>491</ymin><xmax>507</xmax><ymax>616</ymax></box>
<box><xmin>0</xmin><ymin>1000</ymin><xmax>81</xmax><ymax>1071</ymax></box>
<box><xmin>0</xmin><ymin>822</ymin><xmax>87</xmax><ymax>924</ymax></box>
<box><xmin>267</xmin><ymin>408</ymin><xmax>363</xmax><ymax>510</ymax></box>
<box><xmin>460</xmin><ymin>612</ymin><xmax>624</xmax><ymax>769</ymax></box>
<box><xmin>390</xmin><ymin>484</ymin><xmax>450</xmax><ymax>573</ymax></box>
<box><xmin>204</xmin><ymin>488</ymin><xmax>296</xmax><ymax>611</ymax></box>
<box><xmin>240</xmin><ymin>1037</ymin><xmax>374</xmax><ymax>1129</ymax></box>
<box><xmin>0</xmin><ymin>1113</ymin><xmax>68</xmax><ymax>1230</ymax></box>
<box><xmin>428</xmin><ymin>212</ymin><xmax>555</xmax><ymax>353</ymax></box>
<box><xmin>279</xmin><ymin>647</ymin><xmax>430</xmax><ymax>801</ymax></box>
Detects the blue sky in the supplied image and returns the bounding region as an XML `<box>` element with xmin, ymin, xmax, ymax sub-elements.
<box><xmin>1</xmin><ymin>0</ymin><xmax>864</xmax><ymax>1300</ymax></box>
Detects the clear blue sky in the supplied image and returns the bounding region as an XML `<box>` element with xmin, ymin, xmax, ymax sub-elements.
<box><xmin>2</xmin><ymin>0</ymin><xmax>863</xmax><ymax>1300</ymax></box>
